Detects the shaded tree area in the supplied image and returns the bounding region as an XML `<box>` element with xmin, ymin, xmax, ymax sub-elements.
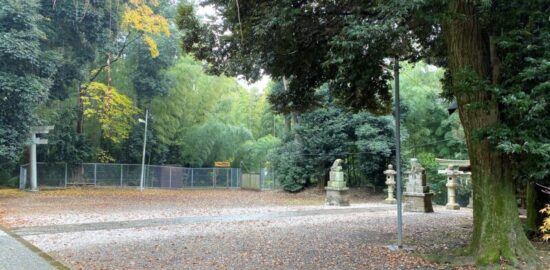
<box><xmin>177</xmin><ymin>0</ymin><xmax>549</xmax><ymax>267</ymax></box>
<box><xmin>0</xmin><ymin>1</ymin><xmax>284</xmax><ymax>183</ymax></box>
<box><xmin>399</xmin><ymin>63</ymin><xmax>469</xmax><ymax>206</ymax></box>
<box><xmin>0</xmin><ymin>0</ymin><xmax>548</xmax><ymax>267</ymax></box>
<box><xmin>270</xmin><ymin>85</ymin><xmax>395</xmax><ymax>192</ymax></box>
<box><xmin>0</xmin><ymin>0</ymin><xmax>57</xmax><ymax>181</ymax></box>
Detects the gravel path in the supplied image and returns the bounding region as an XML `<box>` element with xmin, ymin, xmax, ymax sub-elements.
<box><xmin>13</xmin><ymin>205</ymin><xmax>394</xmax><ymax>236</ymax></box>
<box><xmin>0</xmin><ymin>228</ymin><xmax>58</xmax><ymax>270</ymax></box>
<box><xmin>29</xmin><ymin>209</ymin><xmax>473</xmax><ymax>269</ymax></box>
<box><xmin>0</xmin><ymin>188</ymin><xmax>476</xmax><ymax>269</ymax></box>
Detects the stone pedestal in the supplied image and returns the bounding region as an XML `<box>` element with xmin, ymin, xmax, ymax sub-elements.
<box><xmin>403</xmin><ymin>158</ymin><xmax>434</xmax><ymax>213</ymax></box>
<box><xmin>403</xmin><ymin>193</ymin><xmax>434</xmax><ymax>212</ymax></box>
<box><xmin>325</xmin><ymin>187</ymin><xmax>350</xmax><ymax>206</ymax></box>
<box><xmin>325</xmin><ymin>159</ymin><xmax>349</xmax><ymax>206</ymax></box>
<box><xmin>383</xmin><ymin>164</ymin><xmax>397</xmax><ymax>204</ymax></box>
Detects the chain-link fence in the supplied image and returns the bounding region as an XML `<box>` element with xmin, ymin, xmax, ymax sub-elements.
<box><xmin>19</xmin><ymin>163</ymin><xmax>241</xmax><ymax>189</ymax></box>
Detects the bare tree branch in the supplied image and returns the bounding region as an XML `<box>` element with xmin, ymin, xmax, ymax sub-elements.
<box><xmin>86</xmin><ymin>33</ymin><xmax>143</xmax><ymax>85</ymax></box>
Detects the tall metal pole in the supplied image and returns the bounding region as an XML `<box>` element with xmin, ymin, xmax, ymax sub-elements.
<box><xmin>394</xmin><ymin>57</ymin><xmax>403</xmax><ymax>248</ymax></box>
<box><xmin>29</xmin><ymin>134</ymin><xmax>38</xmax><ymax>191</ymax></box>
<box><xmin>139</xmin><ymin>109</ymin><xmax>148</xmax><ymax>191</ymax></box>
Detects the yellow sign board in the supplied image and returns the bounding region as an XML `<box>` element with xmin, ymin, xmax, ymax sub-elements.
<box><xmin>214</xmin><ymin>161</ymin><xmax>231</xmax><ymax>167</ymax></box>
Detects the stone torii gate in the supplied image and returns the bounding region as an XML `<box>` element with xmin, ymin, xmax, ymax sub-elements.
<box><xmin>28</xmin><ymin>126</ymin><xmax>54</xmax><ymax>191</ymax></box>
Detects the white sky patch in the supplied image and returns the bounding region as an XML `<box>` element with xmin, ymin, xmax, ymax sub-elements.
<box><xmin>195</xmin><ymin>1</ymin><xmax>271</xmax><ymax>93</ymax></box>
<box><xmin>196</xmin><ymin>4</ymin><xmax>216</xmax><ymax>17</ymax></box>
<box><xmin>426</xmin><ymin>64</ymin><xmax>439</xmax><ymax>72</ymax></box>
<box><xmin>237</xmin><ymin>75</ymin><xmax>271</xmax><ymax>94</ymax></box>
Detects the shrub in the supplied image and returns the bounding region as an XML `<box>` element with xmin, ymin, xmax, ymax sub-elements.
<box><xmin>539</xmin><ymin>204</ymin><xmax>550</xmax><ymax>241</ymax></box>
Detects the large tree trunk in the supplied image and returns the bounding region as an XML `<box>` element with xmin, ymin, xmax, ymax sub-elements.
<box><xmin>444</xmin><ymin>0</ymin><xmax>539</xmax><ymax>266</ymax></box>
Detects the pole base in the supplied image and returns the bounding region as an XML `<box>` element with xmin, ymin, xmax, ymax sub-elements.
<box><xmin>384</xmin><ymin>198</ymin><xmax>397</xmax><ymax>204</ymax></box>
<box><xmin>445</xmin><ymin>203</ymin><xmax>460</xmax><ymax>210</ymax></box>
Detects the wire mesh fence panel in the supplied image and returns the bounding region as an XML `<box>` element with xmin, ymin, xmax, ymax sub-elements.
<box><xmin>156</xmin><ymin>166</ymin><xmax>173</xmax><ymax>188</ymax></box>
<box><xmin>214</xmin><ymin>168</ymin><xmax>229</xmax><ymax>188</ymax></box>
<box><xmin>231</xmin><ymin>168</ymin><xmax>240</xmax><ymax>188</ymax></box>
<box><xmin>169</xmin><ymin>167</ymin><xmax>180</xmax><ymax>188</ymax></box>
<box><xmin>20</xmin><ymin>163</ymin><xmax>243</xmax><ymax>189</ymax></box>
<box><xmin>65</xmin><ymin>164</ymin><xmax>82</xmax><ymax>185</ymax></box>
<box><xmin>191</xmin><ymin>168</ymin><xmax>214</xmax><ymax>187</ymax></box>
<box><xmin>145</xmin><ymin>165</ymin><xmax>163</xmax><ymax>188</ymax></box>
<box><xmin>122</xmin><ymin>164</ymin><xmax>141</xmax><ymax>187</ymax></box>
<box><xmin>182</xmin><ymin>168</ymin><xmax>192</xmax><ymax>187</ymax></box>
<box><xmin>36</xmin><ymin>163</ymin><xmax>66</xmax><ymax>187</ymax></box>
<box><xmin>260</xmin><ymin>168</ymin><xmax>279</xmax><ymax>190</ymax></box>
<box><xmin>95</xmin><ymin>163</ymin><xmax>123</xmax><ymax>186</ymax></box>
<box><xmin>19</xmin><ymin>164</ymin><xmax>28</xmax><ymax>189</ymax></box>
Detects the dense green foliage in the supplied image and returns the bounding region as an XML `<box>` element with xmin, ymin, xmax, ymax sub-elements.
<box><xmin>399</xmin><ymin>63</ymin><xmax>469</xmax><ymax>205</ymax></box>
<box><xmin>1</xmin><ymin>0</ymin><xmax>548</xmax><ymax>266</ymax></box>
<box><xmin>0</xmin><ymin>0</ymin><xmax>55</xmax><ymax>164</ymax></box>
<box><xmin>0</xmin><ymin>1</ymin><xmax>283</xmax><ymax>185</ymax></box>
<box><xmin>149</xmin><ymin>56</ymin><xmax>281</xmax><ymax>168</ymax></box>
<box><xmin>177</xmin><ymin>0</ymin><xmax>549</xmax><ymax>266</ymax></box>
<box><xmin>271</xmin><ymin>95</ymin><xmax>395</xmax><ymax>192</ymax></box>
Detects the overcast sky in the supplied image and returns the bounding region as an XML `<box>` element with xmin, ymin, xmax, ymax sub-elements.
<box><xmin>194</xmin><ymin>2</ymin><xmax>272</xmax><ymax>92</ymax></box>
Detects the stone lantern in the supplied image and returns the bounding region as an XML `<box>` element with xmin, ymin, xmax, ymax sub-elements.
<box><xmin>383</xmin><ymin>164</ymin><xmax>397</xmax><ymax>204</ymax></box>
<box><xmin>443</xmin><ymin>164</ymin><xmax>460</xmax><ymax>210</ymax></box>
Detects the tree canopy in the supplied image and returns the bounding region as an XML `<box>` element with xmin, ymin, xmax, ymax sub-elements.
<box><xmin>177</xmin><ymin>0</ymin><xmax>549</xmax><ymax>267</ymax></box>
<box><xmin>0</xmin><ymin>0</ymin><xmax>55</xmax><ymax>164</ymax></box>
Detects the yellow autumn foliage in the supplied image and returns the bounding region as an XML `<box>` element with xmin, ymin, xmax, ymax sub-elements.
<box><xmin>143</xmin><ymin>35</ymin><xmax>159</xmax><ymax>58</ymax></box>
<box><xmin>540</xmin><ymin>204</ymin><xmax>550</xmax><ymax>241</ymax></box>
<box><xmin>81</xmin><ymin>82</ymin><xmax>140</xmax><ymax>143</ymax></box>
<box><xmin>121</xmin><ymin>0</ymin><xmax>170</xmax><ymax>58</ymax></box>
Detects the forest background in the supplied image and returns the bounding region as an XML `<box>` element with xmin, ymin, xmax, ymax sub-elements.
<box><xmin>0</xmin><ymin>0</ymin><xmax>467</xmax><ymax>201</ymax></box>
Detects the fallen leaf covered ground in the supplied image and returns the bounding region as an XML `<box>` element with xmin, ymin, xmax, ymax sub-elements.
<box><xmin>0</xmin><ymin>188</ymin><xmax>516</xmax><ymax>269</ymax></box>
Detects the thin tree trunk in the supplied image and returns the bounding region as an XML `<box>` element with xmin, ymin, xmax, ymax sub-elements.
<box><xmin>292</xmin><ymin>112</ymin><xmax>302</xmax><ymax>145</ymax></box>
<box><xmin>284</xmin><ymin>114</ymin><xmax>291</xmax><ymax>134</ymax></box>
<box><xmin>76</xmin><ymin>84</ymin><xmax>85</xmax><ymax>134</ymax></box>
<box><xmin>444</xmin><ymin>0</ymin><xmax>539</xmax><ymax>266</ymax></box>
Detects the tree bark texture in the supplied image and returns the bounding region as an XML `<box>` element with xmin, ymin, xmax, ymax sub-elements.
<box><xmin>444</xmin><ymin>0</ymin><xmax>539</xmax><ymax>267</ymax></box>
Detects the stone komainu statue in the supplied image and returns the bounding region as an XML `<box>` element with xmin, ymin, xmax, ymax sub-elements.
<box><xmin>331</xmin><ymin>159</ymin><xmax>343</xmax><ymax>172</ymax></box>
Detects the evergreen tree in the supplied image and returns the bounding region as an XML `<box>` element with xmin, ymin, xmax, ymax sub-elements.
<box><xmin>177</xmin><ymin>0</ymin><xmax>549</xmax><ymax>266</ymax></box>
<box><xmin>0</xmin><ymin>0</ymin><xmax>56</xmax><ymax>164</ymax></box>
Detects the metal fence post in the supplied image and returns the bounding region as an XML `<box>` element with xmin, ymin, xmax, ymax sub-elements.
<box><xmin>94</xmin><ymin>163</ymin><xmax>97</xmax><ymax>186</ymax></box>
<box><xmin>260</xmin><ymin>168</ymin><xmax>264</xmax><ymax>190</ymax></box>
<box><xmin>19</xmin><ymin>166</ymin><xmax>24</xmax><ymax>190</ymax></box>
<box><xmin>64</xmin><ymin>163</ymin><xmax>68</xmax><ymax>188</ymax></box>
<box><xmin>120</xmin><ymin>164</ymin><xmax>124</xmax><ymax>187</ymax></box>
<box><xmin>213</xmin><ymin>168</ymin><xmax>216</xmax><ymax>188</ymax></box>
<box><xmin>230</xmin><ymin>168</ymin><xmax>233</xmax><ymax>188</ymax></box>
<box><xmin>169</xmin><ymin>166</ymin><xmax>172</xmax><ymax>188</ymax></box>
<box><xmin>191</xmin><ymin>168</ymin><xmax>194</xmax><ymax>188</ymax></box>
